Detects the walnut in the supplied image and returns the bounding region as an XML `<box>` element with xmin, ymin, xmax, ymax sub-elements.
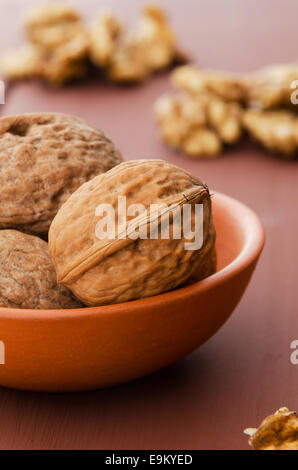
<box><xmin>154</xmin><ymin>91</ymin><xmax>242</xmax><ymax>157</ymax></box>
<box><xmin>0</xmin><ymin>230</ymin><xmax>82</xmax><ymax>310</ymax></box>
<box><xmin>89</xmin><ymin>11</ymin><xmax>150</xmax><ymax>83</ymax></box>
<box><xmin>184</xmin><ymin>236</ymin><xmax>217</xmax><ymax>286</ymax></box>
<box><xmin>1</xmin><ymin>2</ymin><xmax>89</xmax><ymax>85</ymax></box>
<box><xmin>38</xmin><ymin>37</ymin><xmax>88</xmax><ymax>86</ymax></box>
<box><xmin>155</xmin><ymin>63</ymin><xmax>298</xmax><ymax>158</ymax></box>
<box><xmin>25</xmin><ymin>2</ymin><xmax>89</xmax><ymax>86</ymax></box>
<box><xmin>24</xmin><ymin>2</ymin><xmax>85</xmax><ymax>50</ymax></box>
<box><xmin>182</xmin><ymin>128</ymin><xmax>222</xmax><ymax>158</ymax></box>
<box><xmin>155</xmin><ymin>65</ymin><xmax>244</xmax><ymax>157</ymax></box>
<box><xmin>245</xmin><ymin>408</ymin><xmax>298</xmax><ymax>450</ymax></box>
<box><xmin>1</xmin><ymin>43</ymin><xmax>87</xmax><ymax>86</ymax></box>
<box><xmin>154</xmin><ymin>93</ymin><xmax>208</xmax><ymax>149</ymax></box>
<box><xmin>89</xmin><ymin>11</ymin><xmax>123</xmax><ymax>68</ymax></box>
<box><xmin>107</xmin><ymin>37</ymin><xmax>150</xmax><ymax>83</ymax></box>
<box><xmin>207</xmin><ymin>97</ymin><xmax>242</xmax><ymax>144</ymax></box>
<box><xmin>136</xmin><ymin>5</ymin><xmax>178</xmax><ymax>72</ymax></box>
<box><xmin>40</xmin><ymin>59</ymin><xmax>87</xmax><ymax>86</ymax></box>
<box><xmin>243</xmin><ymin>109</ymin><xmax>298</xmax><ymax>157</ymax></box>
<box><xmin>2</xmin><ymin>3</ymin><xmax>184</xmax><ymax>86</ymax></box>
<box><xmin>245</xmin><ymin>62</ymin><xmax>298</xmax><ymax>110</ymax></box>
<box><xmin>0</xmin><ymin>113</ymin><xmax>123</xmax><ymax>235</ymax></box>
<box><xmin>172</xmin><ymin>65</ymin><xmax>246</xmax><ymax>102</ymax></box>
<box><xmin>0</xmin><ymin>45</ymin><xmax>43</xmax><ymax>81</ymax></box>
<box><xmin>49</xmin><ymin>160</ymin><xmax>216</xmax><ymax>306</ymax></box>
<box><xmin>89</xmin><ymin>5</ymin><xmax>183</xmax><ymax>83</ymax></box>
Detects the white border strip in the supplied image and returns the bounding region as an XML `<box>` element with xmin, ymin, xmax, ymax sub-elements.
<box><xmin>0</xmin><ymin>80</ymin><xmax>5</xmax><ymax>104</ymax></box>
<box><xmin>0</xmin><ymin>341</ymin><xmax>5</xmax><ymax>365</ymax></box>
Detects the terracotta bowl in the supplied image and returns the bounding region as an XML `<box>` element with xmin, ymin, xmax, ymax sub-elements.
<box><xmin>0</xmin><ymin>192</ymin><xmax>265</xmax><ymax>392</ymax></box>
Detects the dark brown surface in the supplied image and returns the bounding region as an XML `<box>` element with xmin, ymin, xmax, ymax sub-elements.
<box><xmin>0</xmin><ymin>0</ymin><xmax>297</xmax><ymax>450</ymax></box>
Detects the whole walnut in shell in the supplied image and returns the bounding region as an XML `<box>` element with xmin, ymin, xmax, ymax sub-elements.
<box><xmin>49</xmin><ymin>160</ymin><xmax>216</xmax><ymax>306</ymax></box>
<box><xmin>0</xmin><ymin>230</ymin><xmax>82</xmax><ymax>310</ymax></box>
<box><xmin>0</xmin><ymin>113</ymin><xmax>123</xmax><ymax>235</ymax></box>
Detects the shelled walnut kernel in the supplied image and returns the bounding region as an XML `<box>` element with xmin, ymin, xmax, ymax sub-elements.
<box><xmin>243</xmin><ymin>109</ymin><xmax>298</xmax><ymax>157</ymax></box>
<box><xmin>245</xmin><ymin>408</ymin><xmax>298</xmax><ymax>450</ymax></box>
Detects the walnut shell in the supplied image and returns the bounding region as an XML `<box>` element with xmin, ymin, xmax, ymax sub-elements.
<box><xmin>49</xmin><ymin>160</ymin><xmax>216</xmax><ymax>306</ymax></box>
<box><xmin>0</xmin><ymin>230</ymin><xmax>83</xmax><ymax>309</ymax></box>
<box><xmin>0</xmin><ymin>113</ymin><xmax>123</xmax><ymax>235</ymax></box>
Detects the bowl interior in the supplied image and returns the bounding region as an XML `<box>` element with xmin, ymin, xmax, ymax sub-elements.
<box><xmin>213</xmin><ymin>195</ymin><xmax>245</xmax><ymax>272</ymax></box>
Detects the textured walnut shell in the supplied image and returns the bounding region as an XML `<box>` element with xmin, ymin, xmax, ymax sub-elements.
<box><xmin>0</xmin><ymin>230</ymin><xmax>82</xmax><ymax>310</ymax></box>
<box><xmin>0</xmin><ymin>113</ymin><xmax>123</xmax><ymax>235</ymax></box>
<box><xmin>184</xmin><ymin>247</ymin><xmax>217</xmax><ymax>286</ymax></box>
<box><xmin>49</xmin><ymin>160</ymin><xmax>216</xmax><ymax>306</ymax></box>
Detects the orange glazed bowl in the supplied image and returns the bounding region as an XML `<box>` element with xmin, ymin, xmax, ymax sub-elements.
<box><xmin>0</xmin><ymin>192</ymin><xmax>265</xmax><ymax>392</ymax></box>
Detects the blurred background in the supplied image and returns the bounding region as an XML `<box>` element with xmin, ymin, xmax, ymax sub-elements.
<box><xmin>0</xmin><ymin>0</ymin><xmax>297</xmax><ymax>451</ymax></box>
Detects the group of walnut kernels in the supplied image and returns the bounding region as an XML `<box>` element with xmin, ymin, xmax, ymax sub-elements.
<box><xmin>2</xmin><ymin>3</ymin><xmax>298</xmax><ymax>159</ymax></box>
<box><xmin>0</xmin><ymin>113</ymin><xmax>216</xmax><ymax>311</ymax></box>
<box><xmin>155</xmin><ymin>63</ymin><xmax>298</xmax><ymax>158</ymax></box>
<box><xmin>0</xmin><ymin>2</ymin><xmax>183</xmax><ymax>85</ymax></box>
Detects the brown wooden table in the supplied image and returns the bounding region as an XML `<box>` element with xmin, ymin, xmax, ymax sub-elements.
<box><xmin>0</xmin><ymin>0</ymin><xmax>297</xmax><ymax>450</ymax></box>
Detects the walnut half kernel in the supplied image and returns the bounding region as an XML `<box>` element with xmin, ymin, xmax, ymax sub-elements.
<box><xmin>0</xmin><ymin>2</ymin><xmax>89</xmax><ymax>86</ymax></box>
<box><xmin>154</xmin><ymin>65</ymin><xmax>244</xmax><ymax>158</ymax></box>
<box><xmin>244</xmin><ymin>408</ymin><xmax>298</xmax><ymax>450</ymax></box>
<box><xmin>88</xmin><ymin>5</ymin><xmax>183</xmax><ymax>83</ymax></box>
<box><xmin>243</xmin><ymin>109</ymin><xmax>298</xmax><ymax>158</ymax></box>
